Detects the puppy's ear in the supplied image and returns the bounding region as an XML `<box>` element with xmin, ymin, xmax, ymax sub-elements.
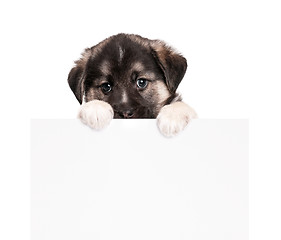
<box><xmin>151</xmin><ymin>41</ymin><xmax>187</xmax><ymax>93</ymax></box>
<box><xmin>67</xmin><ymin>48</ymin><xmax>92</xmax><ymax>104</ymax></box>
<box><xmin>68</xmin><ymin>65</ymin><xmax>84</xmax><ymax>104</ymax></box>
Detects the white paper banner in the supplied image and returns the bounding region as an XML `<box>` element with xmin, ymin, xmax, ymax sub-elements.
<box><xmin>31</xmin><ymin>119</ymin><xmax>248</xmax><ymax>240</ymax></box>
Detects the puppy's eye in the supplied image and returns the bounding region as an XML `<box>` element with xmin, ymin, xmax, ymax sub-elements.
<box><xmin>136</xmin><ymin>78</ymin><xmax>148</xmax><ymax>89</ymax></box>
<box><xmin>100</xmin><ymin>82</ymin><xmax>112</xmax><ymax>93</ymax></box>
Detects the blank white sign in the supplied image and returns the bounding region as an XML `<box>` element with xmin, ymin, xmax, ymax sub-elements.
<box><xmin>31</xmin><ymin>119</ymin><xmax>248</xmax><ymax>240</ymax></box>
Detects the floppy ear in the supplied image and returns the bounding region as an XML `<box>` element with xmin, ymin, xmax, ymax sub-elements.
<box><xmin>67</xmin><ymin>48</ymin><xmax>92</xmax><ymax>104</ymax></box>
<box><xmin>67</xmin><ymin>65</ymin><xmax>84</xmax><ymax>104</ymax></box>
<box><xmin>151</xmin><ymin>41</ymin><xmax>187</xmax><ymax>93</ymax></box>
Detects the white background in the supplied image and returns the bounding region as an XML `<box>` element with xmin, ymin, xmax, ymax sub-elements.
<box><xmin>0</xmin><ymin>0</ymin><xmax>281</xmax><ymax>239</ymax></box>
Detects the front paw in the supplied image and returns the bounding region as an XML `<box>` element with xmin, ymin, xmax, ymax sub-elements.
<box><xmin>78</xmin><ymin>100</ymin><xmax>114</xmax><ymax>130</ymax></box>
<box><xmin>157</xmin><ymin>102</ymin><xmax>197</xmax><ymax>137</ymax></box>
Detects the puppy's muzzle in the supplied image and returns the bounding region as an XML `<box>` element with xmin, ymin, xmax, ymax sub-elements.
<box><xmin>113</xmin><ymin>102</ymin><xmax>137</xmax><ymax>118</ymax></box>
<box><xmin>113</xmin><ymin>102</ymin><xmax>152</xmax><ymax>119</ymax></box>
<box><xmin>118</xmin><ymin>110</ymin><xmax>135</xmax><ymax>118</ymax></box>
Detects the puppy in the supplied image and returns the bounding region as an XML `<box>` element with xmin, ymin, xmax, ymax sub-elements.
<box><xmin>68</xmin><ymin>34</ymin><xmax>197</xmax><ymax>137</ymax></box>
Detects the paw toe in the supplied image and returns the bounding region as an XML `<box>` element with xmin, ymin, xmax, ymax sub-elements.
<box><xmin>78</xmin><ymin>100</ymin><xmax>113</xmax><ymax>130</ymax></box>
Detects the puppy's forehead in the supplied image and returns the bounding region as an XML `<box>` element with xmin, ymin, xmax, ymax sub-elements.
<box><xmin>99</xmin><ymin>59</ymin><xmax>157</xmax><ymax>84</ymax></box>
<box><xmin>96</xmin><ymin>50</ymin><xmax>157</xmax><ymax>77</ymax></box>
<box><xmin>118</xmin><ymin>45</ymin><xmax>125</xmax><ymax>63</ymax></box>
<box><xmin>94</xmin><ymin>36</ymin><xmax>152</xmax><ymax>65</ymax></box>
<box><xmin>85</xmin><ymin>34</ymin><xmax>165</xmax><ymax>83</ymax></box>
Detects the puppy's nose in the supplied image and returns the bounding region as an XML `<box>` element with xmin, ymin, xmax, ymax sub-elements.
<box><xmin>120</xmin><ymin>110</ymin><xmax>134</xmax><ymax>118</ymax></box>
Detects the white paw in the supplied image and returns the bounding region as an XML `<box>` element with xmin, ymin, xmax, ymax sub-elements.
<box><xmin>157</xmin><ymin>102</ymin><xmax>197</xmax><ymax>137</ymax></box>
<box><xmin>78</xmin><ymin>100</ymin><xmax>114</xmax><ymax>130</ymax></box>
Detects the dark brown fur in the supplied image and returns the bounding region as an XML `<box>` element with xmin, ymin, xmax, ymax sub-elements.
<box><xmin>68</xmin><ymin>34</ymin><xmax>187</xmax><ymax>118</ymax></box>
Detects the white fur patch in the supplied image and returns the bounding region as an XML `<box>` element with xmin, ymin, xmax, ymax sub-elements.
<box><xmin>118</xmin><ymin>46</ymin><xmax>125</xmax><ymax>63</ymax></box>
<box><xmin>78</xmin><ymin>100</ymin><xmax>114</xmax><ymax>130</ymax></box>
<box><xmin>157</xmin><ymin>101</ymin><xmax>197</xmax><ymax>137</ymax></box>
<box><xmin>121</xmin><ymin>91</ymin><xmax>128</xmax><ymax>103</ymax></box>
<box><xmin>132</xmin><ymin>62</ymin><xmax>144</xmax><ymax>72</ymax></box>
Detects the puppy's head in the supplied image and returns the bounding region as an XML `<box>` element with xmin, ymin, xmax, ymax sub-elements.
<box><xmin>68</xmin><ymin>34</ymin><xmax>187</xmax><ymax>118</ymax></box>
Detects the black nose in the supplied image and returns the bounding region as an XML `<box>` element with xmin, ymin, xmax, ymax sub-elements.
<box><xmin>119</xmin><ymin>110</ymin><xmax>134</xmax><ymax>118</ymax></box>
